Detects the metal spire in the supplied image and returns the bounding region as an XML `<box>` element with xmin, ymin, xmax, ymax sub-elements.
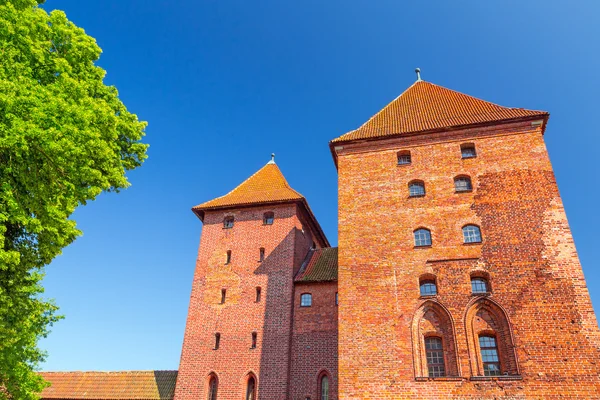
<box><xmin>268</xmin><ymin>153</ymin><xmax>276</xmax><ymax>164</ymax></box>
<box><xmin>415</xmin><ymin>68</ymin><xmax>422</xmax><ymax>82</ymax></box>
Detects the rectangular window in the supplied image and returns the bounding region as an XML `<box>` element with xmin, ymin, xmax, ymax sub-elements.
<box><xmin>221</xmin><ymin>289</ymin><xmax>226</xmax><ymax>304</ymax></box>
<box><xmin>226</xmin><ymin>250</ymin><xmax>231</xmax><ymax>264</ymax></box>
<box><xmin>300</xmin><ymin>293</ymin><xmax>312</xmax><ymax>307</ymax></box>
<box><xmin>461</xmin><ymin>144</ymin><xmax>477</xmax><ymax>159</ymax></box>
<box><xmin>259</xmin><ymin>247</ymin><xmax>265</xmax><ymax>262</ymax></box>
<box><xmin>479</xmin><ymin>336</ymin><xmax>501</xmax><ymax>376</ymax></box>
<box><xmin>425</xmin><ymin>337</ymin><xmax>446</xmax><ymax>377</ymax></box>
<box><xmin>251</xmin><ymin>332</ymin><xmax>257</xmax><ymax>349</ymax></box>
<box><xmin>223</xmin><ymin>216</ymin><xmax>234</xmax><ymax>229</ymax></box>
<box><xmin>256</xmin><ymin>287</ymin><xmax>261</xmax><ymax>302</ymax></box>
<box><xmin>214</xmin><ymin>333</ymin><xmax>220</xmax><ymax>350</ymax></box>
<box><xmin>335</xmin><ymin>292</ymin><xmax>338</xmax><ymax>306</ymax></box>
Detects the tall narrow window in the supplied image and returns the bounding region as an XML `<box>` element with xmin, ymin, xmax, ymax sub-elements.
<box><xmin>223</xmin><ymin>216</ymin><xmax>234</xmax><ymax>229</ymax></box>
<box><xmin>221</xmin><ymin>289</ymin><xmax>226</xmax><ymax>304</ymax></box>
<box><xmin>461</xmin><ymin>143</ymin><xmax>477</xmax><ymax>159</ymax></box>
<box><xmin>263</xmin><ymin>212</ymin><xmax>274</xmax><ymax>225</ymax></box>
<box><xmin>225</xmin><ymin>250</ymin><xmax>231</xmax><ymax>264</ymax></box>
<box><xmin>471</xmin><ymin>277</ymin><xmax>489</xmax><ymax>294</ymax></box>
<box><xmin>214</xmin><ymin>333</ymin><xmax>220</xmax><ymax>350</ymax></box>
<box><xmin>335</xmin><ymin>292</ymin><xmax>338</xmax><ymax>306</ymax></box>
<box><xmin>208</xmin><ymin>374</ymin><xmax>218</xmax><ymax>400</ymax></box>
<box><xmin>300</xmin><ymin>293</ymin><xmax>312</xmax><ymax>307</ymax></box>
<box><xmin>259</xmin><ymin>247</ymin><xmax>265</xmax><ymax>262</ymax></box>
<box><xmin>463</xmin><ymin>225</ymin><xmax>482</xmax><ymax>243</ymax></box>
<box><xmin>479</xmin><ymin>335</ymin><xmax>501</xmax><ymax>376</ymax></box>
<box><xmin>454</xmin><ymin>176</ymin><xmax>473</xmax><ymax>192</ymax></box>
<box><xmin>246</xmin><ymin>376</ymin><xmax>256</xmax><ymax>400</ymax></box>
<box><xmin>320</xmin><ymin>375</ymin><xmax>329</xmax><ymax>400</ymax></box>
<box><xmin>256</xmin><ymin>287</ymin><xmax>261</xmax><ymax>302</ymax></box>
<box><xmin>408</xmin><ymin>180</ymin><xmax>426</xmax><ymax>197</ymax></box>
<box><xmin>397</xmin><ymin>150</ymin><xmax>412</xmax><ymax>165</ymax></box>
<box><xmin>414</xmin><ymin>228</ymin><xmax>432</xmax><ymax>247</ymax></box>
<box><xmin>251</xmin><ymin>332</ymin><xmax>257</xmax><ymax>349</ymax></box>
<box><xmin>425</xmin><ymin>337</ymin><xmax>446</xmax><ymax>377</ymax></box>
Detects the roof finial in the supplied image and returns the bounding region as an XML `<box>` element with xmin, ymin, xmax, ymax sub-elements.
<box><xmin>415</xmin><ymin>67</ymin><xmax>422</xmax><ymax>82</ymax></box>
<box><xmin>268</xmin><ymin>153</ymin><xmax>276</xmax><ymax>164</ymax></box>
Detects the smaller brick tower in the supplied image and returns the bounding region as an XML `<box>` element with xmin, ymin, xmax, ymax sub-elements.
<box><xmin>173</xmin><ymin>158</ymin><xmax>329</xmax><ymax>400</ymax></box>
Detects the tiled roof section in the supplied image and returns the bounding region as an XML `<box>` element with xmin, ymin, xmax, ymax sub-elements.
<box><xmin>193</xmin><ymin>162</ymin><xmax>304</xmax><ymax>211</ymax></box>
<box><xmin>332</xmin><ymin>80</ymin><xmax>548</xmax><ymax>143</ymax></box>
<box><xmin>295</xmin><ymin>247</ymin><xmax>338</xmax><ymax>282</ymax></box>
<box><xmin>39</xmin><ymin>371</ymin><xmax>178</xmax><ymax>400</ymax></box>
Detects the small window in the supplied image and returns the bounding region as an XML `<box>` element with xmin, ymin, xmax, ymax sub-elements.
<box><xmin>425</xmin><ymin>337</ymin><xmax>446</xmax><ymax>377</ymax></box>
<box><xmin>463</xmin><ymin>225</ymin><xmax>482</xmax><ymax>243</ymax></box>
<box><xmin>479</xmin><ymin>335</ymin><xmax>501</xmax><ymax>376</ymax></box>
<box><xmin>397</xmin><ymin>150</ymin><xmax>411</xmax><ymax>165</ymax></box>
<box><xmin>223</xmin><ymin>216</ymin><xmax>234</xmax><ymax>229</ymax></box>
<box><xmin>221</xmin><ymin>288</ymin><xmax>226</xmax><ymax>304</ymax></box>
<box><xmin>208</xmin><ymin>374</ymin><xmax>218</xmax><ymax>400</ymax></box>
<box><xmin>246</xmin><ymin>376</ymin><xmax>256</xmax><ymax>400</ymax></box>
<box><xmin>251</xmin><ymin>332</ymin><xmax>257</xmax><ymax>349</ymax></box>
<box><xmin>414</xmin><ymin>228</ymin><xmax>432</xmax><ymax>247</ymax></box>
<box><xmin>214</xmin><ymin>333</ymin><xmax>220</xmax><ymax>350</ymax></box>
<box><xmin>471</xmin><ymin>278</ymin><xmax>489</xmax><ymax>294</ymax></box>
<box><xmin>320</xmin><ymin>375</ymin><xmax>329</xmax><ymax>400</ymax></box>
<box><xmin>256</xmin><ymin>287</ymin><xmax>261</xmax><ymax>302</ymax></box>
<box><xmin>335</xmin><ymin>292</ymin><xmax>338</xmax><ymax>306</ymax></box>
<box><xmin>454</xmin><ymin>176</ymin><xmax>473</xmax><ymax>192</ymax></box>
<box><xmin>263</xmin><ymin>212</ymin><xmax>274</xmax><ymax>225</ymax></box>
<box><xmin>259</xmin><ymin>247</ymin><xmax>265</xmax><ymax>262</ymax></box>
<box><xmin>300</xmin><ymin>293</ymin><xmax>312</xmax><ymax>307</ymax></box>
<box><xmin>408</xmin><ymin>180</ymin><xmax>426</xmax><ymax>197</ymax></box>
<box><xmin>225</xmin><ymin>250</ymin><xmax>232</xmax><ymax>264</ymax></box>
<box><xmin>420</xmin><ymin>280</ymin><xmax>437</xmax><ymax>296</ymax></box>
<box><xmin>461</xmin><ymin>143</ymin><xmax>477</xmax><ymax>159</ymax></box>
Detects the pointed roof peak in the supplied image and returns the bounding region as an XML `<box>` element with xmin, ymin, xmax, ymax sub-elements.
<box><xmin>267</xmin><ymin>153</ymin><xmax>276</xmax><ymax>164</ymax></box>
<box><xmin>331</xmin><ymin>79</ymin><xmax>548</xmax><ymax>143</ymax></box>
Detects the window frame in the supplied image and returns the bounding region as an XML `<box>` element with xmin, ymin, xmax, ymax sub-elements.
<box><xmin>300</xmin><ymin>293</ymin><xmax>312</xmax><ymax>307</ymax></box>
<box><xmin>471</xmin><ymin>277</ymin><xmax>489</xmax><ymax>294</ymax></box>
<box><xmin>454</xmin><ymin>176</ymin><xmax>473</xmax><ymax>193</ymax></box>
<box><xmin>220</xmin><ymin>288</ymin><xmax>226</xmax><ymax>304</ymax></box>
<box><xmin>225</xmin><ymin>250</ymin><xmax>232</xmax><ymax>264</ymax></box>
<box><xmin>245</xmin><ymin>375</ymin><xmax>257</xmax><ymax>400</ymax></box>
<box><xmin>259</xmin><ymin>247</ymin><xmax>265</xmax><ymax>262</ymax></box>
<box><xmin>214</xmin><ymin>333</ymin><xmax>220</xmax><ymax>350</ymax></box>
<box><xmin>408</xmin><ymin>180</ymin><xmax>426</xmax><ymax>197</ymax></box>
<box><xmin>414</xmin><ymin>228</ymin><xmax>432</xmax><ymax>247</ymax></box>
<box><xmin>462</xmin><ymin>225</ymin><xmax>482</xmax><ymax>244</ymax></box>
<box><xmin>207</xmin><ymin>374</ymin><xmax>218</xmax><ymax>400</ymax></box>
<box><xmin>251</xmin><ymin>332</ymin><xmax>257</xmax><ymax>349</ymax></box>
<box><xmin>255</xmin><ymin>287</ymin><xmax>262</xmax><ymax>302</ymax></box>
<box><xmin>397</xmin><ymin>150</ymin><xmax>412</xmax><ymax>166</ymax></box>
<box><xmin>223</xmin><ymin>216</ymin><xmax>234</xmax><ymax>229</ymax></box>
<box><xmin>424</xmin><ymin>336</ymin><xmax>446</xmax><ymax>378</ymax></box>
<box><xmin>419</xmin><ymin>280</ymin><xmax>438</xmax><ymax>297</ymax></box>
<box><xmin>263</xmin><ymin>212</ymin><xmax>274</xmax><ymax>225</ymax></box>
<box><xmin>479</xmin><ymin>334</ymin><xmax>501</xmax><ymax>376</ymax></box>
<box><xmin>460</xmin><ymin>143</ymin><xmax>477</xmax><ymax>159</ymax></box>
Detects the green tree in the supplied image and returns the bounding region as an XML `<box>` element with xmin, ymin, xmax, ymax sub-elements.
<box><xmin>0</xmin><ymin>0</ymin><xmax>148</xmax><ymax>397</ymax></box>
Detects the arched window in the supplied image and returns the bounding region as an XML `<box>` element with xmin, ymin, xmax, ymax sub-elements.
<box><xmin>461</xmin><ymin>143</ymin><xmax>477</xmax><ymax>158</ymax></box>
<box><xmin>420</xmin><ymin>280</ymin><xmax>437</xmax><ymax>296</ymax></box>
<box><xmin>397</xmin><ymin>150</ymin><xmax>411</xmax><ymax>165</ymax></box>
<box><xmin>463</xmin><ymin>225</ymin><xmax>482</xmax><ymax>243</ymax></box>
<box><xmin>255</xmin><ymin>287</ymin><xmax>261</xmax><ymax>302</ymax></box>
<box><xmin>300</xmin><ymin>293</ymin><xmax>312</xmax><ymax>307</ymax></box>
<box><xmin>223</xmin><ymin>216</ymin><xmax>234</xmax><ymax>229</ymax></box>
<box><xmin>471</xmin><ymin>277</ymin><xmax>489</xmax><ymax>294</ymax></box>
<box><xmin>259</xmin><ymin>247</ymin><xmax>265</xmax><ymax>262</ymax></box>
<box><xmin>207</xmin><ymin>374</ymin><xmax>218</xmax><ymax>400</ymax></box>
<box><xmin>263</xmin><ymin>212</ymin><xmax>274</xmax><ymax>225</ymax></box>
<box><xmin>408</xmin><ymin>180</ymin><xmax>426</xmax><ymax>197</ymax></box>
<box><xmin>454</xmin><ymin>176</ymin><xmax>473</xmax><ymax>192</ymax></box>
<box><xmin>479</xmin><ymin>335</ymin><xmax>501</xmax><ymax>376</ymax></box>
<box><xmin>246</xmin><ymin>375</ymin><xmax>256</xmax><ymax>400</ymax></box>
<box><xmin>319</xmin><ymin>373</ymin><xmax>330</xmax><ymax>400</ymax></box>
<box><xmin>414</xmin><ymin>228</ymin><xmax>432</xmax><ymax>247</ymax></box>
<box><xmin>425</xmin><ymin>337</ymin><xmax>446</xmax><ymax>377</ymax></box>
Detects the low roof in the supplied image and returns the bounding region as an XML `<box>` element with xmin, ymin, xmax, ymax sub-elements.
<box><xmin>39</xmin><ymin>371</ymin><xmax>178</xmax><ymax>400</ymax></box>
<box><xmin>295</xmin><ymin>247</ymin><xmax>338</xmax><ymax>283</ymax></box>
<box><xmin>331</xmin><ymin>80</ymin><xmax>548</xmax><ymax>144</ymax></box>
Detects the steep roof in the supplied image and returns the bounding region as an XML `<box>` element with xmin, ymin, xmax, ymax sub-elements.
<box><xmin>295</xmin><ymin>247</ymin><xmax>338</xmax><ymax>283</ymax></box>
<box><xmin>39</xmin><ymin>371</ymin><xmax>178</xmax><ymax>400</ymax></box>
<box><xmin>331</xmin><ymin>80</ymin><xmax>548</xmax><ymax>143</ymax></box>
<box><xmin>193</xmin><ymin>161</ymin><xmax>303</xmax><ymax>213</ymax></box>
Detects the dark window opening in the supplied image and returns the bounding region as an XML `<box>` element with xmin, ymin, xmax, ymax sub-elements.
<box><xmin>397</xmin><ymin>150</ymin><xmax>412</xmax><ymax>165</ymax></box>
<box><xmin>263</xmin><ymin>212</ymin><xmax>274</xmax><ymax>225</ymax></box>
<box><xmin>259</xmin><ymin>247</ymin><xmax>265</xmax><ymax>262</ymax></box>
<box><xmin>320</xmin><ymin>375</ymin><xmax>329</xmax><ymax>400</ymax></box>
<box><xmin>425</xmin><ymin>337</ymin><xmax>446</xmax><ymax>377</ymax></box>
<box><xmin>246</xmin><ymin>376</ymin><xmax>256</xmax><ymax>400</ymax></box>
<box><xmin>256</xmin><ymin>287</ymin><xmax>261</xmax><ymax>302</ymax></box>
<box><xmin>300</xmin><ymin>293</ymin><xmax>312</xmax><ymax>307</ymax></box>
<box><xmin>223</xmin><ymin>216</ymin><xmax>234</xmax><ymax>229</ymax></box>
<box><xmin>208</xmin><ymin>375</ymin><xmax>218</xmax><ymax>400</ymax></box>
<box><xmin>335</xmin><ymin>292</ymin><xmax>338</xmax><ymax>306</ymax></box>
<box><xmin>479</xmin><ymin>335</ymin><xmax>501</xmax><ymax>376</ymax></box>
<box><xmin>214</xmin><ymin>333</ymin><xmax>220</xmax><ymax>350</ymax></box>
<box><xmin>221</xmin><ymin>289</ymin><xmax>226</xmax><ymax>304</ymax></box>
<box><xmin>225</xmin><ymin>250</ymin><xmax>231</xmax><ymax>264</ymax></box>
<box><xmin>251</xmin><ymin>332</ymin><xmax>257</xmax><ymax>349</ymax></box>
<box><xmin>461</xmin><ymin>144</ymin><xmax>477</xmax><ymax>159</ymax></box>
<box><xmin>454</xmin><ymin>176</ymin><xmax>473</xmax><ymax>192</ymax></box>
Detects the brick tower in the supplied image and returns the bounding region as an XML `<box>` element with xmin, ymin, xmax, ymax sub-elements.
<box><xmin>173</xmin><ymin>158</ymin><xmax>329</xmax><ymax>400</ymax></box>
<box><xmin>331</xmin><ymin>76</ymin><xmax>600</xmax><ymax>398</ymax></box>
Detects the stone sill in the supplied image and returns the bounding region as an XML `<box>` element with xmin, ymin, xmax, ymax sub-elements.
<box><xmin>415</xmin><ymin>377</ymin><xmax>464</xmax><ymax>382</ymax></box>
<box><xmin>470</xmin><ymin>375</ymin><xmax>523</xmax><ymax>381</ymax></box>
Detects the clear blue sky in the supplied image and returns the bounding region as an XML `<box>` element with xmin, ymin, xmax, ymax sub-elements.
<box><xmin>40</xmin><ymin>0</ymin><xmax>600</xmax><ymax>371</ymax></box>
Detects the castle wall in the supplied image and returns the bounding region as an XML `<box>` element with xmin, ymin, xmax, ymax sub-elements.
<box><xmin>336</xmin><ymin>120</ymin><xmax>600</xmax><ymax>399</ymax></box>
<box><xmin>290</xmin><ymin>281</ymin><xmax>338</xmax><ymax>400</ymax></box>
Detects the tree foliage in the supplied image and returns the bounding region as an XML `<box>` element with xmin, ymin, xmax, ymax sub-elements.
<box><xmin>0</xmin><ymin>0</ymin><xmax>148</xmax><ymax>397</ymax></box>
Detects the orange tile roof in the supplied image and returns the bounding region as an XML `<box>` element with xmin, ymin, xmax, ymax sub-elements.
<box><xmin>193</xmin><ymin>162</ymin><xmax>304</xmax><ymax>212</ymax></box>
<box><xmin>39</xmin><ymin>371</ymin><xmax>177</xmax><ymax>400</ymax></box>
<box><xmin>332</xmin><ymin>80</ymin><xmax>548</xmax><ymax>143</ymax></box>
<box><xmin>295</xmin><ymin>247</ymin><xmax>338</xmax><ymax>282</ymax></box>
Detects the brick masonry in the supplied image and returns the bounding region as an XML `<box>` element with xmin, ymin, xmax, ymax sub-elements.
<box><xmin>336</xmin><ymin>120</ymin><xmax>600</xmax><ymax>399</ymax></box>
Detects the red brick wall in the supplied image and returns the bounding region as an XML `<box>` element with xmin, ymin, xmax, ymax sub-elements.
<box><xmin>336</xmin><ymin>120</ymin><xmax>600</xmax><ymax>399</ymax></box>
<box><xmin>290</xmin><ymin>281</ymin><xmax>338</xmax><ymax>400</ymax></box>
<box><xmin>174</xmin><ymin>203</ymin><xmax>316</xmax><ymax>400</ymax></box>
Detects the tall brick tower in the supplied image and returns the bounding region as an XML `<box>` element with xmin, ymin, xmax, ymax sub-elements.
<box><xmin>331</xmin><ymin>75</ymin><xmax>600</xmax><ymax>398</ymax></box>
<box><xmin>173</xmin><ymin>158</ymin><xmax>329</xmax><ymax>400</ymax></box>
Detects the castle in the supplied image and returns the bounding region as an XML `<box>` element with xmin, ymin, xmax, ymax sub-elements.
<box><xmin>41</xmin><ymin>74</ymin><xmax>600</xmax><ymax>399</ymax></box>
